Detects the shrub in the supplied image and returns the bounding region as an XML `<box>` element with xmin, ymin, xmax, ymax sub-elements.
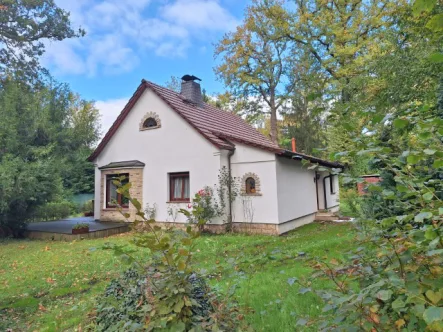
<box><xmin>179</xmin><ymin>187</ymin><xmax>220</xmax><ymax>231</ymax></box>
<box><xmin>72</xmin><ymin>223</ymin><xmax>89</xmax><ymax>230</ymax></box>
<box><xmin>81</xmin><ymin>200</ymin><xmax>93</xmax><ymax>213</ymax></box>
<box><xmin>95</xmin><ymin>176</ymin><xmax>246</xmax><ymax>331</ymax></box>
<box><xmin>32</xmin><ymin>201</ymin><xmax>74</xmax><ymax>221</ymax></box>
<box><xmin>95</xmin><ymin>268</ymin><xmax>238</xmax><ymax>331</ymax></box>
<box><xmin>339</xmin><ymin>189</ymin><xmax>361</xmax><ymax>217</ymax></box>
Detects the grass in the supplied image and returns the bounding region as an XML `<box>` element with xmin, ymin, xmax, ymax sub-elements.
<box><xmin>0</xmin><ymin>222</ymin><xmax>356</xmax><ymax>331</ymax></box>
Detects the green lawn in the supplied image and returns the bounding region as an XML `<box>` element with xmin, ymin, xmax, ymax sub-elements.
<box><xmin>0</xmin><ymin>222</ymin><xmax>355</xmax><ymax>331</ymax></box>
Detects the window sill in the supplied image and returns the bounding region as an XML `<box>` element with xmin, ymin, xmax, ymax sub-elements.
<box><xmin>240</xmin><ymin>193</ymin><xmax>262</xmax><ymax>197</ymax></box>
<box><xmin>103</xmin><ymin>207</ymin><xmax>129</xmax><ymax>211</ymax></box>
<box><xmin>140</xmin><ymin>126</ymin><xmax>161</xmax><ymax>131</ymax></box>
<box><xmin>166</xmin><ymin>201</ymin><xmax>190</xmax><ymax>204</ymax></box>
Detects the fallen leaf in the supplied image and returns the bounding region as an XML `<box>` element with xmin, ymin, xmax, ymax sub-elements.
<box><xmin>38</xmin><ymin>303</ymin><xmax>46</xmax><ymax>312</ymax></box>
<box><xmin>369</xmin><ymin>312</ymin><xmax>380</xmax><ymax>324</ymax></box>
<box><xmin>395</xmin><ymin>319</ymin><xmax>405</xmax><ymax>329</ymax></box>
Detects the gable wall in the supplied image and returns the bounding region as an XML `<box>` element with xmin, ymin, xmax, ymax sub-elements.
<box><xmin>230</xmin><ymin>143</ymin><xmax>279</xmax><ymax>224</ymax></box>
<box><xmin>93</xmin><ymin>89</ymin><xmax>221</xmax><ymax>223</ymax></box>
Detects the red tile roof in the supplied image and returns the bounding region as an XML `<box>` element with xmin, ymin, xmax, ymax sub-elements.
<box><xmin>88</xmin><ymin>80</ymin><xmax>280</xmax><ymax>161</ymax></box>
<box><xmin>88</xmin><ymin>79</ymin><xmax>344</xmax><ymax>169</ymax></box>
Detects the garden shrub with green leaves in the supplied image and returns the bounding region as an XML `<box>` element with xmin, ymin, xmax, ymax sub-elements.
<box><xmin>32</xmin><ymin>201</ymin><xmax>74</xmax><ymax>222</ymax></box>
<box><xmin>294</xmin><ymin>1</ymin><xmax>443</xmax><ymax>330</ymax></box>
<box><xmin>94</xmin><ymin>176</ymin><xmax>246</xmax><ymax>331</ymax></box>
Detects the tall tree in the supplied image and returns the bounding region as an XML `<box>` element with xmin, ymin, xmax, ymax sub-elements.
<box><xmin>280</xmin><ymin>50</ymin><xmax>329</xmax><ymax>155</ymax></box>
<box><xmin>215</xmin><ymin>0</ymin><xmax>294</xmax><ymax>143</ymax></box>
<box><xmin>0</xmin><ymin>0</ymin><xmax>84</xmax><ymax>76</ymax></box>
<box><xmin>0</xmin><ymin>77</ymin><xmax>100</xmax><ymax>235</ymax></box>
<box><xmin>265</xmin><ymin>0</ymin><xmax>403</xmax><ymax>103</ymax></box>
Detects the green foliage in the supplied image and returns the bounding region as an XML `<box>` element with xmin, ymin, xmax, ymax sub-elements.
<box><xmin>179</xmin><ymin>187</ymin><xmax>223</xmax><ymax>232</ymax></box>
<box><xmin>291</xmin><ymin>0</ymin><xmax>443</xmax><ymax>330</ymax></box>
<box><xmin>72</xmin><ymin>223</ymin><xmax>89</xmax><ymax>230</ymax></box>
<box><xmin>32</xmin><ymin>201</ymin><xmax>74</xmax><ymax>222</ymax></box>
<box><xmin>81</xmin><ymin>200</ymin><xmax>94</xmax><ymax>214</ymax></box>
<box><xmin>0</xmin><ymin>77</ymin><xmax>100</xmax><ymax>236</ymax></box>
<box><xmin>215</xmin><ymin>0</ymin><xmax>295</xmax><ymax>143</ymax></box>
<box><xmin>96</xmin><ymin>178</ymin><xmax>245</xmax><ymax>331</ymax></box>
<box><xmin>339</xmin><ymin>189</ymin><xmax>361</xmax><ymax>218</ymax></box>
<box><xmin>0</xmin><ymin>222</ymin><xmax>354</xmax><ymax>331</ymax></box>
<box><xmin>0</xmin><ymin>0</ymin><xmax>84</xmax><ymax>77</ymax></box>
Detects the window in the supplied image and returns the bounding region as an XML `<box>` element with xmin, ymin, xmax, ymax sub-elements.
<box><xmin>169</xmin><ymin>172</ymin><xmax>190</xmax><ymax>202</ymax></box>
<box><xmin>106</xmin><ymin>173</ymin><xmax>129</xmax><ymax>208</ymax></box>
<box><xmin>240</xmin><ymin>172</ymin><xmax>262</xmax><ymax>195</ymax></box>
<box><xmin>330</xmin><ymin>175</ymin><xmax>336</xmax><ymax>194</ymax></box>
<box><xmin>245</xmin><ymin>177</ymin><xmax>256</xmax><ymax>194</ymax></box>
<box><xmin>140</xmin><ymin>112</ymin><xmax>161</xmax><ymax>131</ymax></box>
<box><xmin>143</xmin><ymin>117</ymin><xmax>157</xmax><ymax>128</ymax></box>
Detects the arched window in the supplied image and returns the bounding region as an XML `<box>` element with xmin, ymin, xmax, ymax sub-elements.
<box><xmin>143</xmin><ymin>117</ymin><xmax>157</xmax><ymax>128</ymax></box>
<box><xmin>245</xmin><ymin>177</ymin><xmax>256</xmax><ymax>194</ymax></box>
<box><xmin>241</xmin><ymin>172</ymin><xmax>262</xmax><ymax>195</ymax></box>
<box><xmin>139</xmin><ymin>112</ymin><xmax>161</xmax><ymax>130</ymax></box>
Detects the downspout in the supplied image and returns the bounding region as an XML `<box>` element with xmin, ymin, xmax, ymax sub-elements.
<box><xmin>227</xmin><ymin>148</ymin><xmax>236</xmax><ymax>230</ymax></box>
<box><xmin>315</xmin><ymin>171</ymin><xmax>319</xmax><ymax>210</ymax></box>
<box><xmin>323</xmin><ymin>174</ymin><xmax>332</xmax><ymax>210</ymax></box>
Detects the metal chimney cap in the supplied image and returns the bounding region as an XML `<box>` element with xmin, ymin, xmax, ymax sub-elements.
<box><xmin>181</xmin><ymin>74</ymin><xmax>201</xmax><ymax>82</ymax></box>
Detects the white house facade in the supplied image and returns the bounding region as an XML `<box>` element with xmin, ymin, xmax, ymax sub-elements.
<box><xmin>89</xmin><ymin>77</ymin><xmax>342</xmax><ymax>235</ymax></box>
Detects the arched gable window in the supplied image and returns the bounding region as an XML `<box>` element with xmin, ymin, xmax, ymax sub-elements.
<box><xmin>140</xmin><ymin>112</ymin><xmax>161</xmax><ymax>131</ymax></box>
<box><xmin>143</xmin><ymin>117</ymin><xmax>157</xmax><ymax>128</ymax></box>
<box><xmin>241</xmin><ymin>172</ymin><xmax>262</xmax><ymax>196</ymax></box>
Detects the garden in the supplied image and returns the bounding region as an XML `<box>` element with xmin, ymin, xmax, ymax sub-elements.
<box><xmin>0</xmin><ymin>222</ymin><xmax>354</xmax><ymax>331</ymax></box>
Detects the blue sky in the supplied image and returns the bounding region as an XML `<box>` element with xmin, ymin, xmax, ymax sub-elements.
<box><xmin>42</xmin><ymin>0</ymin><xmax>249</xmax><ymax>134</ymax></box>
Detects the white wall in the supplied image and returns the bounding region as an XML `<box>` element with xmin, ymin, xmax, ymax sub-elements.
<box><xmin>230</xmin><ymin>143</ymin><xmax>279</xmax><ymax>224</ymax></box>
<box><xmin>94</xmin><ymin>89</ymin><xmax>221</xmax><ymax>223</ymax></box>
<box><xmin>317</xmin><ymin>172</ymin><xmax>340</xmax><ymax>210</ymax></box>
<box><xmin>275</xmin><ymin>157</ymin><xmax>318</xmax><ymax>223</ymax></box>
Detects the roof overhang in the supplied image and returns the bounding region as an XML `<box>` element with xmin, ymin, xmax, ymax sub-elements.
<box><xmin>98</xmin><ymin>160</ymin><xmax>145</xmax><ymax>170</ymax></box>
<box><xmin>278</xmin><ymin>150</ymin><xmax>345</xmax><ymax>169</ymax></box>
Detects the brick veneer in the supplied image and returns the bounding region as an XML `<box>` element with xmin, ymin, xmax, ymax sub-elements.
<box><xmin>138</xmin><ymin>221</ymin><xmax>279</xmax><ymax>235</ymax></box>
<box><xmin>100</xmin><ymin>168</ymin><xmax>143</xmax><ymax>222</ymax></box>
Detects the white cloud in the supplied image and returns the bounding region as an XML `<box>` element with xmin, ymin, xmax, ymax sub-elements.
<box><xmin>43</xmin><ymin>0</ymin><xmax>238</xmax><ymax>77</ymax></box>
<box><xmin>161</xmin><ymin>0</ymin><xmax>239</xmax><ymax>31</ymax></box>
<box><xmin>95</xmin><ymin>97</ymin><xmax>129</xmax><ymax>137</ymax></box>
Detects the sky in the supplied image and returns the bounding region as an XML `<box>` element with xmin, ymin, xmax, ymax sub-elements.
<box><xmin>42</xmin><ymin>0</ymin><xmax>249</xmax><ymax>135</ymax></box>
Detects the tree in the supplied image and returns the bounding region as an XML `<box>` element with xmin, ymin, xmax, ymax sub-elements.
<box><xmin>293</xmin><ymin>0</ymin><xmax>443</xmax><ymax>329</ymax></box>
<box><xmin>215</xmin><ymin>0</ymin><xmax>294</xmax><ymax>143</ymax></box>
<box><xmin>279</xmin><ymin>50</ymin><xmax>328</xmax><ymax>155</ymax></box>
<box><xmin>265</xmin><ymin>0</ymin><xmax>403</xmax><ymax>103</ymax></box>
<box><xmin>0</xmin><ymin>0</ymin><xmax>84</xmax><ymax>77</ymax></box>
<box><xmin>0</xmin><ymin>77</ymin><xmax>101</xmax><ymax>235</ymax></box>
<box><xmin>164</xmin><ymin>76</ymin><xmax>181</xmax><ymax>93</ymax></box>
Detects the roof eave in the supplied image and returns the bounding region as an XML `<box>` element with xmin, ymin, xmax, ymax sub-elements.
<box><xmin>278</xmin><ymin>150</ymin><xmax>345</xmax><ymax>169</ymax></box>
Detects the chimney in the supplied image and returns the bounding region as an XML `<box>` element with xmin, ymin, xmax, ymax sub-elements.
<box><xmin>180</xmin><ymin>74</ymin><xmax>204</xmax><ymax>107</ymax></box>
<box><xmin>291</xmin><ymin>137</ymin><xmax>297</xmax><ymax>152</ymax></box>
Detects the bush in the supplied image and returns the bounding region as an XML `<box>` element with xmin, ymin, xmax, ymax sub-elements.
<box><xmin>81</xmin><ymin>200</ymin><xmax>93</xmax><ymax>213</ymax></box>
<box><xmin>95</xmin><ymin>176</ymin><xmax>246</xmax><ymax>331</ymax></box>
<box><xmin>95</xmin><ymin>268</ymin><xmax>232</xmax><ymax>331</ymax></box>
<box><xmin>32</xmin><ymin>201</ymin><xmax>74</xmax><ymax>222</ymax></box>
<box><xmin>339</xmin><ymin>189</ymin><xmax>361</xmax><ymax>217</ymax></box>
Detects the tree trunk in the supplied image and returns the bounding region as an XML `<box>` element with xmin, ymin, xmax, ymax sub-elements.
<box><xmin>269</xmin><ymin>93</ymin><xmax>278</xmax><ymax>144</ymax></box>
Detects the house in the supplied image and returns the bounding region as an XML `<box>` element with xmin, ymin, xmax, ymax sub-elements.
<box><xmin>88</xmin><ymin>76</ymin><xmax>343</xmax><ymax>235</ymax></box>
